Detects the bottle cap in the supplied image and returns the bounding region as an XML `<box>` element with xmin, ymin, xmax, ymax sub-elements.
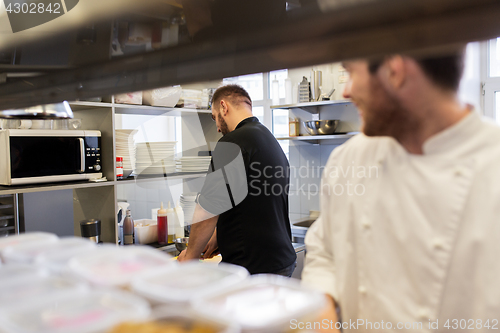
<box><xmin>166</xmin><ymin>201</ymin><xmax>174</xmax><ymax>213</ymax></box>
<box><xmin>158</xmin><ymin>202</ymin><xmax>168</xmax><ymax>216</ymax></box>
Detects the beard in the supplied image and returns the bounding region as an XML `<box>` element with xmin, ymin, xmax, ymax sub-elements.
<box><xmin>358</xmin><ymin>77</ymin><xmax>415</xmax><ymax>138</ymax></box>
<box><xmin>218</xmin><ymin>112</ymin><xmax>230</xmax><ymax>136</ymax></box>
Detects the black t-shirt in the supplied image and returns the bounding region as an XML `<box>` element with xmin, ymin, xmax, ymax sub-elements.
<box><xmin>198</xmin><ymin>117</ymin><xmax>296</xmax><ymax>274</ymax></box>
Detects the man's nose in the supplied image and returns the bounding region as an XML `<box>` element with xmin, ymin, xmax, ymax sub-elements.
<box><xmin>343</xmin><ymin>80</ymin><xmax>352</xmax><ymax>99</ymax></box>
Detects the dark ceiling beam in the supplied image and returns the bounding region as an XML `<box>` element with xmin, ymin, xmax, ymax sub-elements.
<box><xmin>0</xmin><ymin>0</ymin><xmax>499</xmax><ymax>109</ymax></box>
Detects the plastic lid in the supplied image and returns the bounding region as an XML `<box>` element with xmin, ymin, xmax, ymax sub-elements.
<box><xmin>192</xmin><ymin>274</ymin><xmax>326</xmax><ymax>332</ymax></box>
<box><xmin>157</xmin><ymin>202</ymin><xmax>167</xmax><ymax>216</ymax></box>
<box><xmin>0</xmin><ymin>289</ymin><xmax>150</xmax><ymax>333</ymax></box>
<box><xmin>67</xmin><ymin>245</ymin><xmax>174</xmax><ymax>287</ymax></box>
<box><xmin>79</xmin><ymin>220</ymin><xmax>101</xmax><ymax>238</ymax></box>
<box><xmin>116</xmin><ymin>156</ymin><xmax>123</xmax><ymax>162</ymax></box>
<box><xmin>0</xmin><ymin>232</ymin><xmax>58</xmax><ymax>262</ymax></box>
<box><xmin>2</xmin><ymin>237</ymin><xmax>95</xmax><ymax>265</ymax></box>
<box><xmin>0</xmin><ymin>276</ymin><xmax>89</xmax><ymax>310</ymax></box>
<box><xmin>132</xmin><ymin>262</ymin><xmax>248</xmax><ymax>304</ymax></box>
<box><xmin>34</xmin><ymin>238</ymin><xmax>97</xmax><ymax>272</ymax></box>
<box><xmin>0</xmin><ymin>263</ymin><xmax>50</xmax><ymax>285</ymax></box>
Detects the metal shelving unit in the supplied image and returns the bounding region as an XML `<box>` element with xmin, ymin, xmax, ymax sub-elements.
<box><xmin>271</xmin><ymin>100</ymin><xmax>352</xmax><ymax>114</ymax></box>
<box><xmin>276</xmin><ymin>133</ymin><xmax>359</xmax><ymax>144</ymax></box>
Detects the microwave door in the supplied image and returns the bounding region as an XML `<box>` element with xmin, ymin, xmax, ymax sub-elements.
<box><xmin>10</xmin><ymin>137</ymin><xmax>83</xmax><ymax>178</ymax></box>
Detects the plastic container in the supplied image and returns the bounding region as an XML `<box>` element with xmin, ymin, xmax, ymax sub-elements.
<box><xmin>166</xmin><ymin>202</ymin><xmax>176</xmax><ymax>244</ymax></box>
<box><xmin>2</xmin><ymin>237</ymin><xmax>95</xmax><ymax>265</ymax></box>
<box><xmin>0</xmin><ymin>276</ymin><xmax>89</xmax><ymax>310</ymax></box>
<box><xmin>109</xmin><ymin>306</ymin><xmax>239</xmax><ymax>333</ymax></box>
<box><xmin>0</xmin><ymin>232</ymin><xmax>58</xmax><ymax>262</ymax></box>
<box><xmin>192</xmin><ymin>274</ymin><xmax>326</xmax><ymax>332</ymax></box>
<box><xmin>115</xmin><ymin>91</ymin><xmax>142</xmax><ymax>105</ymax></box>
<box><xmin>157</xmin><ymin>202</ymin><xmax>168</xmax><ymax>245</ymax></box>
<box><xmin>0</xmin><ymin>263</ymin><xmax>50</xmax><ymax>285</ymax></box>
<box><xmin>142</xmin><ymin>86</ymin><xmax>182</xmax><ymax>107</ymax></box>
<box><xmin>67</xmin><ymin>245</ymin><xmax>174</xmax><ymax>287</ymax></box>
<box><xmin>0</xmin><ymin>289</ymin><xmax>151</xmax><ymax>333</ymax></box>
<box><xmin>134</xmin><ymin>219</ymin><xmax>157</xmax><ymax>244</ymax></box>
<box><xmin>33</xmin><ymin>238</ymin><xmax>97</xmax><ymax>272</ymax></box>
<box><xmin>174</xmin><ymin>201</ymin><xmax>185</xmax><ymax>239</ymax></box>
<box><xmin>131</xmin><ymin>262</ymin><xmax>249</xmax><ymax>305</ymax></box>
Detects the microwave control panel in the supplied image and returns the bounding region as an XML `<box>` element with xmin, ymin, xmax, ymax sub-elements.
<box><xmin>84</xmin><ymin>136</ymin><xmax>102</xmax><ymax>173</ymax></box>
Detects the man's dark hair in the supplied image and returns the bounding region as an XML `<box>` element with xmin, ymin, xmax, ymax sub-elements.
<box><xmin>212</xmin><ymin>84</ymin><xmax>252</xmax><ymax>109</ymax></box>
<box><xmin>368</xmin><ymin>51</ymin><xmax>465</xmax><ymax>91</ymax></box>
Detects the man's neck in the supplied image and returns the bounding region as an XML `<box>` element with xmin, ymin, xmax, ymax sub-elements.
<box><xmin>396</xmin><ymin>95</ymin><xmax>471</xmax><ymax>154</ymax></box>
<box><xmin>229</xmin><ymin>110</ymin><xmax>254</xmax><ymax>132</ymax></box>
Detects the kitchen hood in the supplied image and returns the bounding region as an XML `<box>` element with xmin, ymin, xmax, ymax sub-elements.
<box><xmin>0</xmin><ymin>101</ymin><xmax>73</xmax><ymax>119</ymax></box>
<box><xmin>0</xmin><ymin>0</ymin><xmax>500</xmax><ymax>110</ymax></box>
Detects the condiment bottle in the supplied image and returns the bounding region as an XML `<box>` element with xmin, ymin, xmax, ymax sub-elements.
<box><xmin>157</xmin><ymin>202</ymin><xmax>168</xmax><ymax>245</ymax></box>
<box><xmin>174</xmin><ymin>200</ymin><xmax>185</xmax><ymax>239</ymax></box>
<box><xmin>289</xmin><ymin>118</ymin><xmax>300</xmax><ymax>137</ymax></box>
<box><xmin>166</xmin><ymin>202</ymin><xmax>176</xmax><ymax>243</ymax></box>
<box><xmin>116</xmin><ymin>157</ymin><xmax>124</xmax><ymax>180</ymax></box>
<box><xmin>123</xmin><ymin>209</ymin><xmax>135</xmax><ymax>245</ymax></box>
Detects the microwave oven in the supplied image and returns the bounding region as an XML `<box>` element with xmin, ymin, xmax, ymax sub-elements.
<box><xmin>0</xmin><ymin>129</ymin><xmax>102</xmax><ymax>185</ymax></box>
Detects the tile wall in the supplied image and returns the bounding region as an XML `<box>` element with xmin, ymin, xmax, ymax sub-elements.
<box><xmin>288</xmin><ymin>142</ymin><xmax>340</xmax><ymax>221</ymax></box>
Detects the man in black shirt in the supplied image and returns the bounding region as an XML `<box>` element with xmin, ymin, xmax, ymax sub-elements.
<box><xmin>178</xmin><ymin>85</ymin><xmax>296</xmax><ymax>276</ymax></box>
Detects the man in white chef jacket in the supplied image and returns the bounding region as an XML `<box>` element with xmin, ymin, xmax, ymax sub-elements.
<box><xmin>302</xmin><ymin>49</ymin><xmax>500</xmax><ymax>332</ymax></box>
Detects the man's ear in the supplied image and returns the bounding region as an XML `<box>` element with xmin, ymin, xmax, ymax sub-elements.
<box><xmin>220</xmin><ymin>100</ymin><xmax>229</xmax><ymax>116</ymax></box>
<box><xmin>381</xmin><ymin>55</ymin><xmax>406</xmax><ymax>90</ymax></box>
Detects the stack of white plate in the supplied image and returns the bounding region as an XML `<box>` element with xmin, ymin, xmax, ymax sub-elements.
<box><xmin>180</xmin><ymin>193</ymin><xmax>197</xmax><ymax>224</ymax></box>
<box><xmin>176</xmin><ymin>156</ymin><xmax>212</xmax><ymax>173</ymax></box>
<box><xmin>134</xmin><ymin>141</ymin><xmax>177</xmax><ymax>175</ymax></box>
<box><xmin>115</xmin><ymin>129</ymin><xmax>137</xmax><ymax>175</ymax></box>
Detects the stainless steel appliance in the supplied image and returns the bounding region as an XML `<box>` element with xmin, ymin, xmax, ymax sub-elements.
<box><xmin>0</xmin><ymin>129</ymin><xmax>102</xmax><ymax>185</ymax></box>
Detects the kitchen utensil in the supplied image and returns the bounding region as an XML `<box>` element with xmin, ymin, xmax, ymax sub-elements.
<box><xmin>310</xmin><ymin>70</ymin><xmax>322</xmax><ymax>101</ymax></box>
<box><xmin>174</xmin><ymin>237</ymin><xmax>189</xmax><ymax>252</ymax></box>
<box><xmin>80</xmin><ymin>219</ymin><xmax>101</xmax><ymax>244</ymax></box>
<box><xmin>320</xmin><ymin>88</ymin><xmax>335</xmax><ymax>100</ymax></box>
<box><xmin>303</xmin><ymin>120</ymin><xmax>339</xmax><ymax>135</ymax></box>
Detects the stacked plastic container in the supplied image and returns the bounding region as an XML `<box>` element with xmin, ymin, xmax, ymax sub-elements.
<box><xmin>0</xmin><ymin>232</ymin><xmax>326</xmax><ymax>333</ymax></box>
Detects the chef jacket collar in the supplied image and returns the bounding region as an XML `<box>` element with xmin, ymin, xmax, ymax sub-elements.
<box><xmin>422</xmin><ymin>107</ymin><xmax>481</xmax><ymax>155</ymax></box>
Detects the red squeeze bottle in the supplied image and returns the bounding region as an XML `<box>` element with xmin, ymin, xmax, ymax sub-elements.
<box><xmin>157</xmin><ymin>202</ymin><xmax>168</xmax><ymax>245</ymax></box>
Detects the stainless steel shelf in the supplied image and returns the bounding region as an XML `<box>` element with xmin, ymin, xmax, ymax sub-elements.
<box><xmin>276</xmin><ymin>133</ymin><xmax>358</xmax><ymax>144</ymax></box>
<box><xmin>69</xmin><ymin>101</ymin><xmax>211</xmax><ymax>116</ymax></box>
<box><xmin>0</xmin><ymin>180</ymin><xmax>115</xmax><ymax>195</ymax></box>
<box><xmin>117</xmin><ymin>172</ymin><xmax>207</xmax><ymax>184</ymax></box>
<box><xmin>271</xmin><ymin>100</ymin><xmax>352</xmax><ymax>113</ymax></box>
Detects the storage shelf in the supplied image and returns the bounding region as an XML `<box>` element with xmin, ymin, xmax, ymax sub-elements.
<box><xmin>0</xmin><ymin>204</ymin><xmax>13</xmax><ymax>210</ymax></box>
<box><xmin>0</xmin><ymin>180</ymin><xmax>115</xmax><ymax>195</ymax></box>
<box><xmin>69</xmin><ymin>101</ymin><xmax>211</xmax><ymax>116</ymax></box>
<box><xmin>271</xmin><ymin>100</ymin><xmax>352</xmax><ymax>113</ymax></box>
<box><xmin>117</xmin><ymin>172</ymin><xmax>207</xmax><ymax>184</ymax></box>
<box><xmin>276</xmin><ymin>133</ymin><xmax>359</xmax><ymax>144</ymax></box>
<box><xmin>0</xmin><ymin>226</ymin><xmax>14</xmax><ymax>232</ymax></box>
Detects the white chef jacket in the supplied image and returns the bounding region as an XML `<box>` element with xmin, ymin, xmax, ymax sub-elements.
<box><xmin>302</xmin><ymin>111</ymin><xmax>500</xmax><ymax>332</ymax></box>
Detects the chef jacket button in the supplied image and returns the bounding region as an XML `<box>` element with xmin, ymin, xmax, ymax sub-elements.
<box><xmin>454</xmin><ymin>167</ymin><xmax>464</xmax><ymax>177</ymax></box>
<box><xmin>417</xmin><ymin>308</ymin><xmax>430</xmax><ymax>320</ymax></box>
<box><xmin>362</xmin><ymin>220</ymin><xmax>371</xmax><ymax>230</ymax></box>
<box><xmin>377</xmin><ymin>159</ymin><xmax>384</xmax><ymax>166</ymax></box>
<box><xmin>432</xmin><ymin>238</ymin><xmax>444</xmax><ymax>250</ymax></box>
<box><xmin>358</xmin><ymin>286</ymin><xmax>367</xmax><ymax>295</ymax></box>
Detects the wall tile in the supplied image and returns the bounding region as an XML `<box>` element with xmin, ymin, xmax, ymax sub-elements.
<box><xmin>288</xmin><ymin>190</ymin><xmax>301</xmax><ymax>214</ymax></box>
<box><xmin>321</xmin><ymin>144</ymin><xmax>339</xmax><ymax>166</ymax></box>
<box><xmin>124</xmin><ymin>184</ymin><xmax>136</xmax><ymax>202</ymax></box>
<box><xmin>288</xmin><ymin>143</ymin><xmax>300</xmax><ymax>167</ymax></box>
<box><xmin>133</xmin><ymin>202</ymin><xmax>148</xmax><ymax>220</ymax></box>
<box><xmin>134</xmin><ymin>184</ymin><xmax>148</xmax><ymax>202</ymax></box>
<box><xmin>299</xmin><ymin>144</ymin><xmax>321</xmax><ymax>169</ymax></box>
<box><xmin>299</xmin><ymin>167</ymin><xmax>322</xmax><ymax>193</ymax></box>
<box><xmin>146</xmin><ymin>188</ymin><xmax>160</xmax><ymax>203</ymax></box>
